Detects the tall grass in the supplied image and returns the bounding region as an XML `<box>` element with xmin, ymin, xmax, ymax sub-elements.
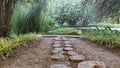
<box><xmin>41</xmin><ymin>16</ymin><xmax>56</xmax><ymax>33</ymax></box>
<box><xmin>10</xmin><ymin>1</ymin><xmax>32</xmax><ymax>34</ymax></box>
<box><xmin>18</xmin><ymin>2</ymin><xmax>43</xmax><ymax>34</ymax></box>
<box><xmin>11</xmin><ymin>1</ymin><xmax>52</xmax><ymax>35</ymax></box>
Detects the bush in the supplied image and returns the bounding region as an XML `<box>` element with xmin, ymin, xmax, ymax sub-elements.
<box><xmin>48</xmin><ymin>28</ymin><xmax>81</xmax><ymax>35</ymax></box>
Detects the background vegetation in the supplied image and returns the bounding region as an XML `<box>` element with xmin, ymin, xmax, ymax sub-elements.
<box><xmin>46</xmin><ymin>0</ymin><xmax>120</xmax><ymax>27</ymax></box>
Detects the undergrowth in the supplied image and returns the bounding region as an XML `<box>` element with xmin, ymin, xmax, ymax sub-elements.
<box><xmin>0</xmin><ymin>33</ymin><xmax>41</xmax><ymax>57</ymax></box>
<box><xmin>11</xmin><ymin>1</ymin><xmax>50</xmax><ymax>35</ymax></box>
<box><xmin>84</xmin><ymin>26</ymin><xmax>120</xmax><ymax>48</ymax></box>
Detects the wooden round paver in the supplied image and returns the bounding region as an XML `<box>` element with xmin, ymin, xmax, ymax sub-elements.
<box><xmin>51</xmin><ymin>54</ymin><xmax>65</xmax><ymax>60</ymax></box>
<box><xmin>64</xmin><ymin>44</ymin><xmax>73</xmax><ymax>47</ymax></box>
<box><xmin>64</xmin><ymin>47</ymin><xmax>74</xmax><ymax>51</ymax></box>
<box><xmin>54</xmin><ymin>36</ymin><xmax>62</xmax><ymax>41</ymax></box>
<box><xmin>69</xmin><ymin>55</ymin><xmax>85</xmax><ymax>62</ymax></box>
<box><xmin>53</xmin><ymin>44</ymin><xmax>61</xmax><ymax>48</ymax></box>
<box><xmin>78</xmin><ymin>61</ymin><xmax>106</xmax><ymax>68</ymax></box>
<box><xmin>54</xmin><ymin>48</ymin><xmax>63</xmax><ymax>51</ymax></box>
<box><xmin>52</xmin><ymin>50</ymin><xmax>67</xmax><ymax>55</ymax></box>
<box><xmin>67</xmin><ymin>51</ymin><xmax>79</xmax><ymax>56</ymax></box>
<box><xmin>52</xmin><ymin>50</ymin><xmax>60</xmax><ymax>54</ymax></box>
<box><xmin>53</xmin><ymin>41</ymin><xmax>61</xmax><ymax>44</ymax></box>
<box><xmin>64</xmin><ymin>41</ymin><xmax>71</xmax><ymax>44</ymax></box>
<box><xmin>62</xmin><ymin>37</ymin><xmax>68</xmax><ymax>41</ymax></box>
<box><xmin>50</xmin><ymin>64</ymin><xmax>71</xmax><ymax>68</ymax></box>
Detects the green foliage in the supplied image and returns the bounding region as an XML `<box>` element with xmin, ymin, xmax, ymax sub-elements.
<box><xmin>41</xmin><ymin>16</ymin><xmax>56</xmax><ymax>32</ymax></box>
<box><xmin>63</xmin><ymin>22</ymin><xmax>69</xmax><ymax>26</ymax></box>
<box><xmin>48</xmin><ymin>28</ymin><xmax>81</xmax><ymax>35</ymax></box>
<box><xmin>11</xmin><ymin>0</ymin><xmax>46</xmax><ymax>35</ymax></box>
<box><xmin>47</xmin><ymin>0</ymin><xmax>85</xmax><ymax>26</ymax></box>
<box><xmin>89</xmin><ymin>23</ymin><xmax>120</xmax><ymax>28</ymax></box>
<box><xmin>0</xmin><ymin>33</ymin><xmax>41</xmax><ymax>56</ymax></box>
<box><xmin>11</xmin><ymin>1</ymin><xmax>32</xmax><ymax>35</ymax></box>
<box><xmin>84</xmin><ymin>27</ymin><xmax>120</xmax><ymax>48</ymax></box>
<box><xmin>94</xmin><ymin>0</ymin><xmax>120</xmax><ymax>19</ymax></box>
<box><xmin>47</xmin><ymin>0</ymin><xmax>120</xmax><ymax>26</ymax></box>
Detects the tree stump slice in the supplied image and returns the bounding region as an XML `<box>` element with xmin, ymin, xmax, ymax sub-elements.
<box><xmin>64</xmin><ymin>41</ymin><xmax>71</xmax><ymax>44</ymax></box>
<box><xmin>78</xmin><ymin>61</ymin><xmax>106</xmax><ymax>68</ymax></box>
<box><xmin>53</xmin><ymin>44</ymin><xmax>61</xmax><ymax>48</ymax></box>
<box><xmin>54</xmin><ymin>48</ymin><xmax>63</xmax><ymax>51</ymax></box>
<box><xmin>67</xmin><ymin>51</ymin><xmax>79</xmax><ymax>56</ymax></box>
<box><xmin>62</xmin><ymin>37</ymin><xmax>68</xmax><ymax>41</ymax></box>
<box><xmin>54</xmin><ymin>36</ymin><xmax>62</xmax><ymax>41</ymax></box>
<box><xmin>51</xmin><ymin>54</ymin><xmax>65</xmax><ymax>60</ymax></box>
<box><xmin>69</xmin><ymin>55</ymin><xmax>85</xmax><ymax>62</ymax></box>
<box><xmin>64</xmin><ymin>47</ymin><xmax>74</xmax><ymax>51</ymax></box>
<box><xmin>64</xmin><ymin>44</ymin><xmax>73</xmax><ymax>47</ymax></box>
<box><xmin>50</xmin><ymin>64</ymin><xmax>71</xmax><ymax>68</ymax></box>
<box><xmin>53</xmin><ymin>41</ymin><xmax>61</xmax><ymax>44</ymax></box>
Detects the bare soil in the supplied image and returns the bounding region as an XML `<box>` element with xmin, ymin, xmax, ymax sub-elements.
<box><xmin>0</xmin><ymin>37</ymin><xmax>120</xmax><ymax>68</ymax></box>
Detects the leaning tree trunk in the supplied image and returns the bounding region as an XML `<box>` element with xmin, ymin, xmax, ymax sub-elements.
<box><xmin>0</xmin><ymin>0</ymin><xmax>14</xmax><ymax>37</ymax></box>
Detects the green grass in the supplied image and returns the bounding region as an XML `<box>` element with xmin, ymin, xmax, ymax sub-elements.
<box><xmin>0</xmin><ymin>33</ymin><xmax>41</xmax><ymax>56</ymax></box>
<box><xmin>89</xmin><ymin>23</ymin><xmax>120</xmax><ymax>28</ymax></box>
<box><xmin>48</xmin><ymin>28</ymin><xmax>82</xmax><ymax>35</ymax></box>
<box><xmin>11</xmin><ymin>1</ymin><xmax>50</xmax><ymax>35</ymax></box>
<box><xmin>84</xmin><ymin>27</ymin><xmax>120</xmax><ymax>48</ymax></box>
<box><xmin>10</xmin><ymin>1</ymin><xmax>33</xmax><ymax>35</ymax></box>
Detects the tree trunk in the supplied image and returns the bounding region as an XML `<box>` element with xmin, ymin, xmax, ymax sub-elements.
<box><xmin>0</xmin><ymin>0</ymin><xmax>14</xmax><ymax>37</ymax></box>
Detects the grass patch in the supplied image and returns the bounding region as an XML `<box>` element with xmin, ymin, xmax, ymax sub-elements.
<box><xmin>0</xmin><ymin>33</ymin><xmax>41</xmax><ymax>56</ymax></box>
<box><xmin>83</xmin><ymin>27</ymin><xmax>120</xmax><ymax>48</ymax></box>
<box><xmin>89</xmin><ymin>23</ymin><xmax>120</xmax><ymax>28</ymax></box>
<box><xmin>48</xmin><ymin>28</ymin><xmax>82</xmax><ymax>35</ymax></box>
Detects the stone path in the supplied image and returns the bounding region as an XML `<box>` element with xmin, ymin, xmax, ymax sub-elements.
<box><xmin>50</xmin><ymin>36</ymin><xmax>106</xmax><ymax>68</ymax></box>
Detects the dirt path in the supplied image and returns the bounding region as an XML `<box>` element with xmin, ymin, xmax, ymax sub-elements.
<box><xmin>0</xmin><ymin>37</ymin><xmax>53</xmax><ymax>68</ymax></box>
<box><xmin>0</xmin><ymin>37</ymin><xmax>120</xmax><ymax>68</ymax></box>
<box><xmin>70</xmin><ymin>38</ymin><xmax>120</xmax><ymax>68</ymax></box>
